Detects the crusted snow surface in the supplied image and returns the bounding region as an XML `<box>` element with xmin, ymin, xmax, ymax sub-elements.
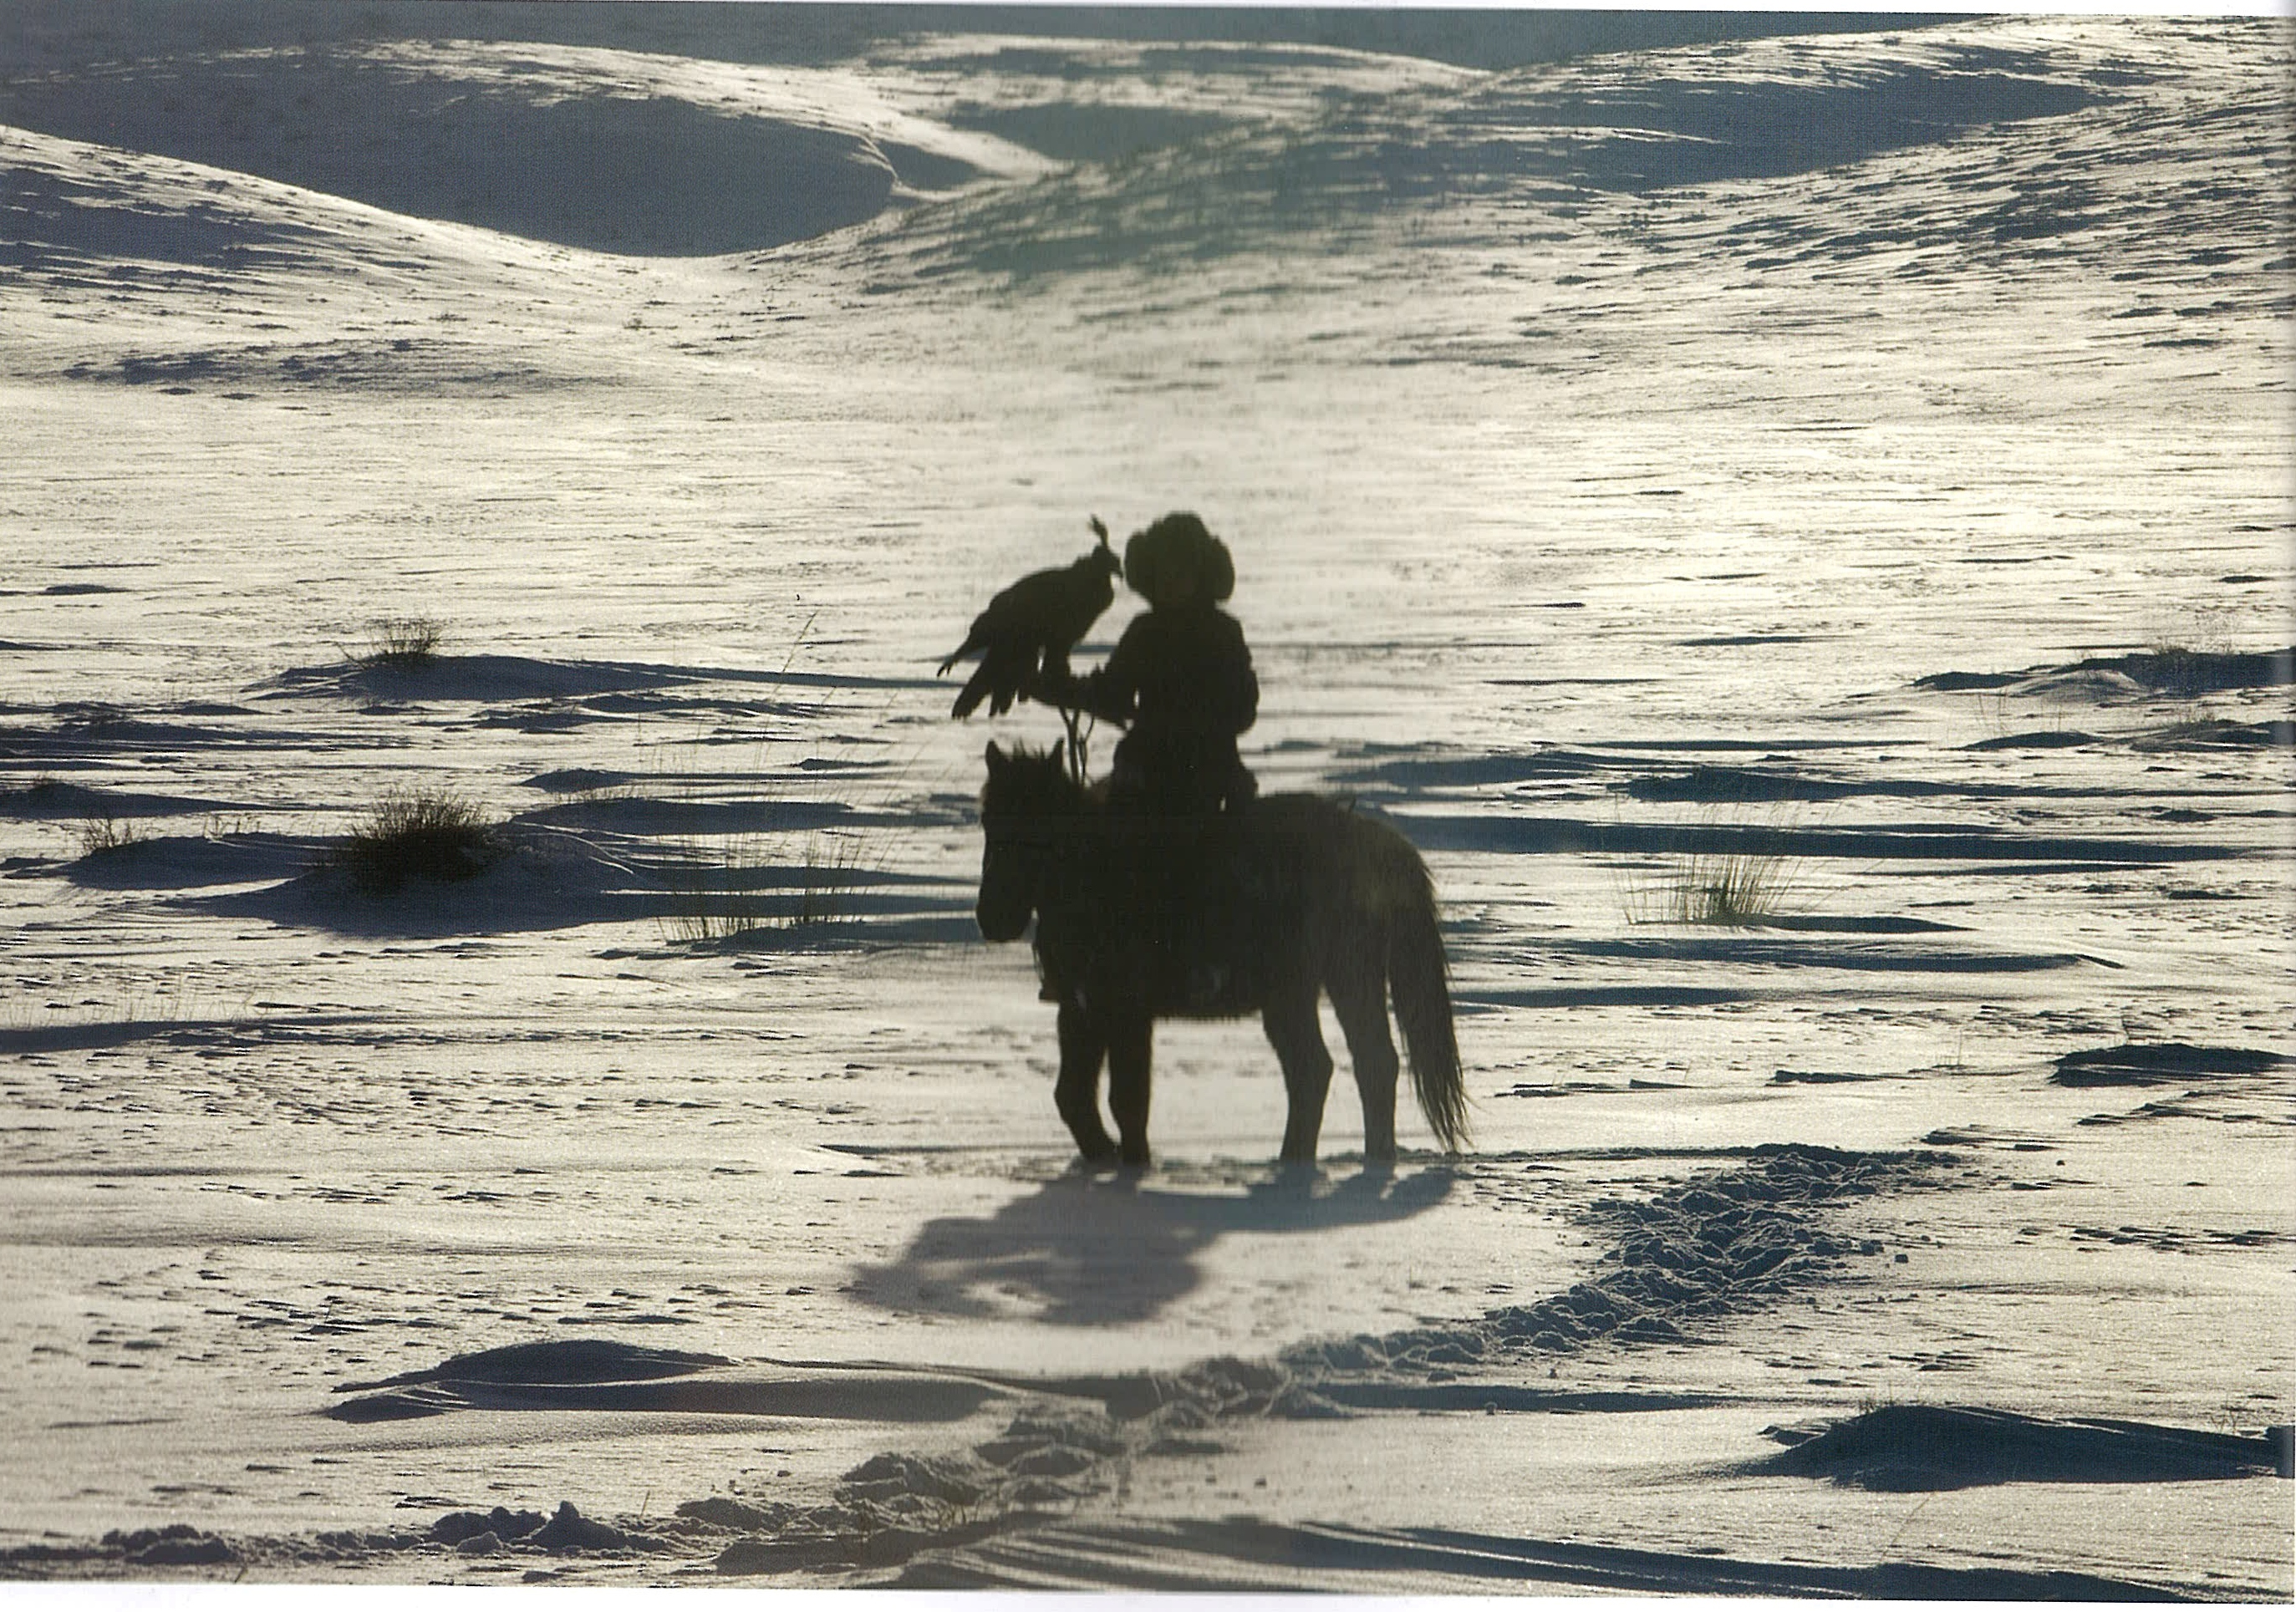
<box><xmin>1</xmin><ymin>7</ymin><xmax>2289</xmax><ymax>1596</ymax></box>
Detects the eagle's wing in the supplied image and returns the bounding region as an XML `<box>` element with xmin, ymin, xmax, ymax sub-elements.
<box><xmin>953</xmin><ymin>638</ymin><xmax>1038</xmax><ymax>719</ymax></box>
<box><xmin>940</xmin><ymin>567</ymin><xmax>1069</xmax><ymax>673</ymax></box>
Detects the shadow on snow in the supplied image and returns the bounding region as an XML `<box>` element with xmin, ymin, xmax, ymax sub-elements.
<box><xmin>853</xmin><ymin>1164</ymin><xmax>1453</xmax><ymax>1326</ymax></box>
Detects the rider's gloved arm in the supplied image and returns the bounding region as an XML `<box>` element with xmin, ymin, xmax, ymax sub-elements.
<box><xmin>1029</xmin><ymin>664</ymin><xmax>1133</xmax><ymax>725</ymax></box>
<box><xmin>1026</xmin><ymin>621</ymin><xmax>1141</xmax><ymax>725</ymax></box>
<box><xmin>1019</xmin><ymin>663</ymin><xmax>1077</xmax><ymax>709</ymax></box>
<box><xmin>1051</xmin><ymin>665</ymin><xmax>1138</xmax><ymax>720</ymax></box>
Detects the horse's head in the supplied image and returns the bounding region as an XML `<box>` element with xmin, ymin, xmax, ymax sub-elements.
<box><xmin>976</xmin><ymin>740</ymin><xmax>1081</xmax><ymax>943</ymax></box>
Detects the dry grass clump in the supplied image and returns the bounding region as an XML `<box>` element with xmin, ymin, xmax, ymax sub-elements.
<box><xmin>660</xmin><ymin>837</ymin><xmax>771</xmax><ymax>943</ymax></box>
<box><xmin>337</xmin><ymin>786</ymin><xmax>501</xmax><ymax>894</ymax></box>
<box><xmin>1665</xmin><ymin>851</ymin><xmax>1791</xmax><ymax>924</ymax></box>
<box><xmin>1627</xmin><ymin>849</ymin><xmax>1795</xmax><ymax>926</ymax></box>
<box><xmin>359</xmin><ymin>615</ymin><xmax>446</xmax><ymax>670</ymax></box>
<box><xmin>74</xmin><ymin>814</ymin><xmax>148</xmax><ymax>858</ymax></box>
<box><xmin>661</xmin><ymin>832</ymin><xmax>868</xmax><ymax>943</ymax></box>
<box><xmin>788</xmin><ymin>837</ymin><xmax>865</xmax><ymax>928</ymax></box>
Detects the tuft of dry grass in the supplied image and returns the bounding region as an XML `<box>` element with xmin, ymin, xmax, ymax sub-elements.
<box><xmin>787</xmin><ymin>837</ymin><xmax>864</xmax><ymax>928</ymax></box>
<box><xmin>660</xmin><ymin>831</ymin><xmax>868</xmax><ymax>943</ymax></box>
<box><xmin>659</xmin><ymin>835</ymin><xmax>771</xmax><ymax>943</ymax></box>
<box><xmin>1627</xmin><ymin>848</ymin><xmax>1795</xmax><ymax>926</ymax></box>
<box><xmin>2135</xmin><ymin>643</ymin><xmax>2224</xmax><ymax>701</ymax></box>
<box><xmin>1668</xmin><ymin>850</ymin><xmax>1791</xmax><ymax>924</ymax></box>
<box><xmin>359</xmin><ymin>615</ymin><xmax>445</xmax><ymax>670</ymax></box>
<box><xmin>74</xmin><ymin>814</ymin><xmax>147</xmax><ymax>858</ymax></box>
<box><xmin>337</xmin><ymin>786</ymin><xmax>501</xmax><ymax>894</ymax></box>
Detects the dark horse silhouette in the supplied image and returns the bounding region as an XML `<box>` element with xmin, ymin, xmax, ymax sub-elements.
<box><xmin>975</xmin><ymin>741</ymin><xmax>1469</xmax><ymax>1166</ymax></box>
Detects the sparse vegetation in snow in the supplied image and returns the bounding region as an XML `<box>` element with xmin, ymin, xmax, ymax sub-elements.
<box><xmin>335</xmin><ymin>786</ymin><xmax>501</xmax><ymax>893</ymax></box>
<box><xmin>72</xmin><ymin>813</ymin><xmax>147</xmax><ymax>859</ymax></box>
<box><xmin>1636</xmin><ymin>847</ymin><xmax>1795</xmax><ymax>926</ymax></box>
<box><xmin>356</xmin><ymin>615</ymin><xmax>446</xmax><ymax>671</ymax></box>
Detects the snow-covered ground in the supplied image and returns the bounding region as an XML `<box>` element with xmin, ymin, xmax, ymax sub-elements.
<box><xmin>1</xmin><ymin>5</ymin><xmax>2289</xmax><ymax>1593</ymax></box>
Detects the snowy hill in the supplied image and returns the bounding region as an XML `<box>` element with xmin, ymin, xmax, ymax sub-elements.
<box><xmin>0</xmin><ymin>7</ymin><xmax>2288</xmax><ymax>1596</ymax></box>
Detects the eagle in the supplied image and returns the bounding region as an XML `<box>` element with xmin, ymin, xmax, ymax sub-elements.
<box><xmin>939</xmin><ymin>516</ymin><xmax>1121</xmax><ymax>720</ymax></box>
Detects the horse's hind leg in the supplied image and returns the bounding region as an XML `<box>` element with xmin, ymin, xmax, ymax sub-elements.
<box><xmin>1262</xmin><ymin>984</ymin><xmax>1335</xmax><ymax>1164</ymax></box>
<box><xmin>1055</xmin><ymin>999</ymin><xmax>1117</xmax><ymax>1163</ymax></box>
<box><xmin>1104</xmin><ymin>1008</ymin><xmax>1155</xmax><ymax>1168</ymax></box>
<box><xmin>1329</xmin><ymin>965</ymin><xmax>1400</xmax><ymax>1162</ymax></box>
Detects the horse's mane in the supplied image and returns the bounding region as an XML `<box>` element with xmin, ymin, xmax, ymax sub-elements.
<box><xmin>997</xmin><ymin>743</ymin><xmax>1069</xmax><ymax>773</ymax></box>
<box><xmin>981</xmin><ymin>744</ymin><xmax>1098</xmax><ymax>812</ymax></box>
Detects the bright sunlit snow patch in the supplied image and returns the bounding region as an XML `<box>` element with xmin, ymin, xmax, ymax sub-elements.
<box><xmin>0</xmin><ymin>8</ymin><xmax>2288</xmax><ymax>1595</ymax></box>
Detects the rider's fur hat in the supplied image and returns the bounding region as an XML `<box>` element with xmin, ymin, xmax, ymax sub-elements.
<box><xmin>1124</xmin><ymin>511</ymin><xmax>1234</xmax><ymax>608</ymax></box>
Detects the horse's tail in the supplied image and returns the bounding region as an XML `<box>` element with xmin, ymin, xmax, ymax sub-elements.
<box><xmin>1352</xmin><ymin>815</ymin><xmax>1469</xmax><ymax>1153</ymax></box>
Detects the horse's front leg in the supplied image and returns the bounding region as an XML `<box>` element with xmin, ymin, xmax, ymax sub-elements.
<box><xmin>1054</xmin><ymin>998</ymin><xmax>1117</xmax><ymax>1163</ymax></box>
<box><xmin>1104</xmin><ymin>1006</ymin><xmax>1155</xmax><ymax>1168</ymax></box>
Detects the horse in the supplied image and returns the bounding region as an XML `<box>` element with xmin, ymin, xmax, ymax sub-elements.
<box><xmin>975</xmin><ymin>740</ymin><xmax>1469</xmax><ymax>1167</ymax></box>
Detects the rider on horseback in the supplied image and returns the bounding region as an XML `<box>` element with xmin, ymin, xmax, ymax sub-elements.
<box><xmin>967</xmin><ymin>512</ymin><xmax>1469</xmax><ymax>1163</ymax></box>
<box><xmin>1028</xmin><ymin>511</ymin><xmax>1258</xmax><ymax>816</ymax></box>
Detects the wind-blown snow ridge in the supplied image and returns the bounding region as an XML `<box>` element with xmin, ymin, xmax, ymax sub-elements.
<box><xmin>1748</xmin><ymin>1402</ymin><xmax>2292</xmax><ymax>1490</ymax></box>
<box><xmin>833</xmin><ymin>27</ymin><xmax>2120</xmax><ymax>287</ymax></box>
<box><xmin>64</xmin><ymin>1146</ymin><xmax>1964</xmax><ymax>1583</ymax></box>
<box><xmin>34</xmin><ymin>1141</ymin><xmax>2270</xmax><ymax>1591</ymax></box>
<box><xmin>1</xmin><ymin>8</ymin><xmax>2288</xmax><ymax>1594</ymax></box>
<box><xmin>892</xmin><ymin>1515</ymin><xmax>2212</xmax><ymax>1596</ymax></box>
<box><xmin>0</xmin><ymin>39</ymin><xmax>1049</xmax><ymax>257</ymax></box>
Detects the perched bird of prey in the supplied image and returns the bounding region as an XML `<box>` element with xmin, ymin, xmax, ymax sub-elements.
<box><xmin>940</xmin><ymin>517</ymin><xmax>1121</xmax><ymax>719</ymax></box>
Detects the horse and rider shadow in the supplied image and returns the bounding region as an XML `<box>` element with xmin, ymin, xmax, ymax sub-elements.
<box><xmin>852</xmin><ymin>1161</ymin><xmax>1455</xmax><ymax>1327</ymax></box>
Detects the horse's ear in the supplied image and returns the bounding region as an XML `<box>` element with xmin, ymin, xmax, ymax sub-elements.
<box><xmin>985</xmin><ymin>740</ymin><xmax>1005</xmax><ymax>770</ymax></box>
